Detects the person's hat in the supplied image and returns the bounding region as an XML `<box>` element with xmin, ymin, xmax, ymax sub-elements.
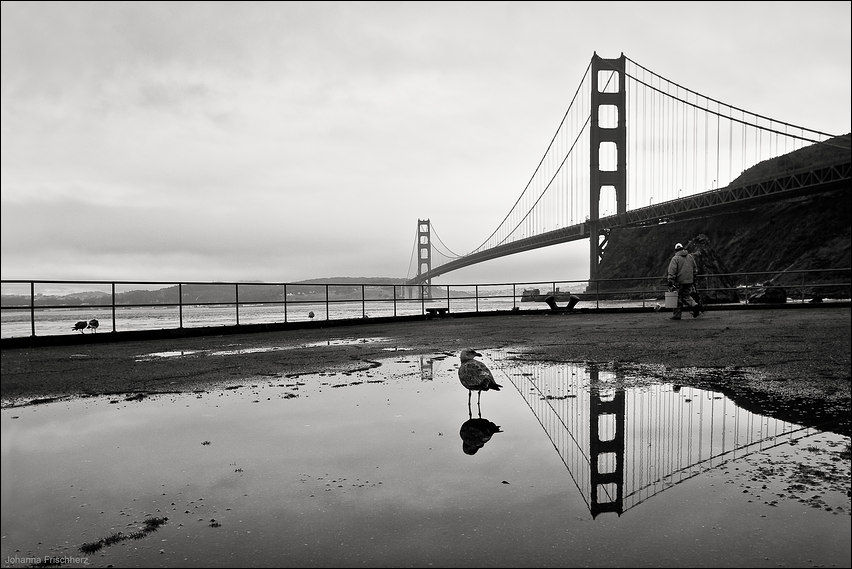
<box><xmin>674</xmin><ymin>243</ymin><xmax>683</xmax><ymax>250</ymax></box>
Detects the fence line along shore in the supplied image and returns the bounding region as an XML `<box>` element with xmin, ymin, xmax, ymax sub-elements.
<box><xmin>2</xmin><ymin>268</ymin><xmax>849</xmax><ymax>349</ymax></box>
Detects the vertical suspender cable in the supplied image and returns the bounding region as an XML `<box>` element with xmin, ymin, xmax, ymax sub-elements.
<box><xmin>728</xmin><ymin>103</ymin><xmax>733</xmax><ymax>184</ymax></box>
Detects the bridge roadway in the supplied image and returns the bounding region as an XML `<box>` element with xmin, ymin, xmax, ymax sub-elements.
<box><xmin>411</xmin><ymin>157</ymin><xmax>851</xmax><ymax>284</ymax></box>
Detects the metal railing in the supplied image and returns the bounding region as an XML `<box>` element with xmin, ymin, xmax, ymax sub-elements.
<box><xmin>2</xmin><ymin>268</ymin><xmax>849</xmax><ymax>339</ymax></box>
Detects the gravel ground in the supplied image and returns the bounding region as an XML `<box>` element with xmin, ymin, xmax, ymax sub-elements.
<box><xmin>2</xmin><ymin>306</ymin><xmax>850</xmax><ymax>432</ymax></box>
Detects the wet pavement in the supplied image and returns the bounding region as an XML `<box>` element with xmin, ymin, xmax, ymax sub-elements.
<box><xmin>2</xmin><ymin>348</ymin><xmax>849</xmax><ymax>568</ymax></box>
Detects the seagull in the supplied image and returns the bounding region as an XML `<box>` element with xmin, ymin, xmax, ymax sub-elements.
<box><xmin>72</xmin><ymin>321</ymin><xmax>88</xmax><ymax>333</ymax></box>
<box><xmin>87</xmin><ymin>318</ymin><xmax>99</xmax><ymax>333</ymax></box>
<box><xmin>458</xmin><ymin>348</ymin><xmax>502</xmax><ymax>406</ymax></box>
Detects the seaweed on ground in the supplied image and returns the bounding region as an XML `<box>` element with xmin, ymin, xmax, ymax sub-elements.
<box><xmin>79</xmin><ymin>516</ymin><xmax>168</xmax><ymax>554</ymax></box>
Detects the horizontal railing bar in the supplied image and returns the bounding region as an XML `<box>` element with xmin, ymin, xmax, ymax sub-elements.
<box><xmin>2</xmin><ymin>267</ymin><xmax>847</xmax><ymax>289</ymax></box>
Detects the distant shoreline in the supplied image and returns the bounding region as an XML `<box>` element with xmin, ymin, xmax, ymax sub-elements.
<box><xmin>2</xmin><ymin>300</ymin><xmax>848</xmax><ymax>350</ymax></box>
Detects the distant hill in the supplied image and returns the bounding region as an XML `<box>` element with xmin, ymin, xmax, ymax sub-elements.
<box><xmin>295</xmin><ymin>277</ymin><xmax>405</xmax><ymax>285</ymax></box>
<box><xmin>595</xmin><ymin>134</ymin><xmax>851</xmax><ymax>296</ymax></box>
<box><xmin>0</xmin><ymin>277</ymin><xmax>412</xmax><ymax>307</ymax></box>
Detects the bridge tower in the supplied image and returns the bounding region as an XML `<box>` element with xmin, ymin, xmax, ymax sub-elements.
<box><xmin>417</xmin><ymin>219</ymin><xmax>433</xmax><ymax>299</ymax></box>
<box><xmin>589</xmin><ymin>52</ymin><xmax>627</xmax><ymax>282</ymax></box>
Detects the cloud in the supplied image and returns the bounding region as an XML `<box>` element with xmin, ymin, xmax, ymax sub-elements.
<box><xmin>2</xmin><ymin>1</ymin><xmax>850</xmax><ymax>285</ymax></box>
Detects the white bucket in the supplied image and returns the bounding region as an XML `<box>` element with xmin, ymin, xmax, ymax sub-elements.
<box><xmin>664</xmin><ymin>291</ymin><xmax>678</xmax><ymax>308</ymax></box>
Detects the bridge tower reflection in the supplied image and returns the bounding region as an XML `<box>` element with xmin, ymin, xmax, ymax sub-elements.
<box><xmin>589</xmin><ymin>366</ymin><xmax>625</xmax><ymax>517</ymax></box>
<box><xmin>493</xmin><ymin>353</ymin><xmax>819</xmax><ymax>518</ymax></box>
<box><xmin>420</xmin><ymin>355</ymin><xmax>434</xmax><ymax>381</ymax></box>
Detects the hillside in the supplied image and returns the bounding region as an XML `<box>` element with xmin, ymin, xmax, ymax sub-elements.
<box><xmin>0</xmin><ymin>278</ymin><xmax>409</xmax><ymax>307</ymax></box>
<box><xmin>596</xmin><ymin>134</ymin><xmax>851</xmax><ymax>296</ymax></box>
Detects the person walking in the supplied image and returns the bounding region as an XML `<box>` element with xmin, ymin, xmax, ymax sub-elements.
<box><xmin>667</xmin><ymin>242</ymin><xmax>701</xmax><ymax>320</ymax></box>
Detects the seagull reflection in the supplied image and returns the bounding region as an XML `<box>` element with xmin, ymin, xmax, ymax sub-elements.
<box><xmin>459</xmin><ymin>411</ymin><xmax>503</xmax><ymax>455</ymax></box>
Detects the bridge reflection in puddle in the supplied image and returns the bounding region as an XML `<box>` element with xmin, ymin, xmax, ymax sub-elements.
<box><xmin>486</xmin><ymin>351</ymin><xmax>823</xmax><ymax>518</ymax></box>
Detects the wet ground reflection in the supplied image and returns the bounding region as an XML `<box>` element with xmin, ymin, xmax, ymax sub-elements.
<box><xmin>491</xmin><ymin>352</ymin><xmax>849</xmax><ymax>519</ymax></box>
<box><xmin>135</xmin><ymin>337</ymin><xmax>391</xmax><ymax>361</ymax></box>
<box><xmin>1</xmin><ymin>349</ymin><xmax>849</xmax><ymax>568</ymax></box>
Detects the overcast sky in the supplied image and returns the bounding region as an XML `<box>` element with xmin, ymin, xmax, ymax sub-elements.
<box><xmin>2</xmin><ymin>1</ymin><xmax>850</xmax><ymax>285</ymax></box>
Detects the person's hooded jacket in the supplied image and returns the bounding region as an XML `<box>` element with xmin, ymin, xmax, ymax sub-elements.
<box><xmin>667</xmin><ymin>248</ymin><xmax>698</xmax><ymax>286</ymax></box>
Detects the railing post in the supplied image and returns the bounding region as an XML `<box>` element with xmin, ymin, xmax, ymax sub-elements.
<box><xmin>393</xmin><ymin>285</ymin><xmax>397</xmax><ymax>317</ymax></box>
<box><xmin>362</xmin><ymin>284</ymin><xmax>366</xmax><ymax>318</ymax></box>
<box><xmin>325</xmin><ymin>284</ymin><xmax>329</xmax><ymax>320</ymax></box>
<box><xmin>235</xmin><ymin>283</ymin><xmax>240</xmax><ymax>326</ymax></box>
<box><xmin>111</xmin><ymin>282</ymin><xmax>116</xmax><ymax>332</ymax></box>
<box><xmin>179</xmin><ymin>283</ymin><xmax>184</xmax><ymax>329</ymax></box>
<box><xmin>284</xmin><ymin>284</ymin><xmax>288</xmax><ymax>322</ymax></box>
<box><xmin>475</xmin><ymin>285</ymin><xmax>479</xmax><ymax>312</ymax></box>
<box><xmin>446</xmin><ymin>286</ymin><xmax>451</xmax><ymax>312</ymax></box>
<box><xmin>513</xmin><ymin>284</ymin><xmax>517</xmax><ymax>309</ymax></box>
<box><xmin>30</xmin><ymin>281</ymin><xmax>35</xmax><ymax>337</ymax></box>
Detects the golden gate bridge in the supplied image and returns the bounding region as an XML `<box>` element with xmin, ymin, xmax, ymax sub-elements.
<box><xmin>406</xmin><ymin>52</ymin><xmax>851</xmax><ymax>287</ymax></box>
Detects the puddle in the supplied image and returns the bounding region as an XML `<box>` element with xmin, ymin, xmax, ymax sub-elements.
<box><xmin>134</xmin><ymin>337</ymin><xmax>390</xmax><ymax>361</ymax></box>
<box><xmin>299</xmin><ymin>336</ymin><xmax>390</xmax><ymax>348</ymax></box>
<box><xmin>137</xmin><ymin>350</ymin><xmax>202</xmax><ymax>359</ymax></box>
<box><xmin>2</xmin><ymin>351</ymin><xmax>849</xmax><ymax>568</ymax></box>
